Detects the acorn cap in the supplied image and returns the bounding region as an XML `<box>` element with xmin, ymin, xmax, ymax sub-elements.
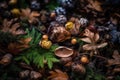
<box><xmin>55</xmin><ymin>46</ymin><xmax>73</xmax><ymax>57</ymax></box>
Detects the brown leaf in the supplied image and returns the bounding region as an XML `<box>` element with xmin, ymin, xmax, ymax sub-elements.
<box><xmin>49</xmin><ymin>26</ymin><xmax>71</xmax><ymax>42</ymax></box>
<box><xmin>8</xmin><ymin>38</ymin><xmax>31</xmax><ymax>55</ymax></box>
<box><xmin>19</xmin><ymin>37</ymin><xmax>32</xmax><ymax>44</ymax></box>
<box><xmin>21</xmin><ymin>8</ymin><xmax>40</xmax><ymax>24</ymax></box>
<box><xmin>48</xmin><ymin>69</ymin><xmax>69</xmax><ymax>80</ymax></box>
<box><xmin>83</xmin><ymin>44</ymin><xmax>96</xmax><ymax>50</ymax></box>
<box><xmin>96</xmin><ymin>42</ymin><xmax>108</xmax><ymax>49</ymax></box>
<box><xmin>94</xmin><ymin>33</ymin><xmax>100</xmax><ymax>42</ymax></box>
<box><xmin>83</xmin><ymin>29</ymin><xmax>94</xmax><ymax>39</ymax></box>
<box><xmin>1</xmin><ymin>19</ymin><xmax>25</xmax><ymax>35</ymax></box>
<box><xmin>88</xmin><ymin>0</ymin><xmax>103</xmax><ymax>12</ymax></box>
<box><xmin>108</xmin><ymin>50</ymin><xmax>120</xmax><ymax>66</ymax></box>
<box><xmin>0</xmin><ymin>54</ymin><xmax>13</xmax><ymax>65</ymax></box>
<box><xmin>80</xmin><ymin>37</ymin><xmax>92</xmax><ymax>43</ymax></box>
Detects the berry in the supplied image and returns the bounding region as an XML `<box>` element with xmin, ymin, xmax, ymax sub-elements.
<box><xmin>80</xmin><ymin>55</ymin><xmax>89</xmax><ymax>64</ymax></box>
<box><xmin>71</xmin><ymin>38</ymin><xmax>77</xmax><ymax>45</ymax></box>
<box><xmin>42</xmin><ymin>34</ymin><xmax>48</xmax><ymax>40</ymax></box>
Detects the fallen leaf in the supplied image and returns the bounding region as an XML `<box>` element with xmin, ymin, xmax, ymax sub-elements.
<box><xmin>48</xmin><ymin>69</ymin><xmax>69</xmax><ymax>80</ymax></box>
<box><xmin>1</xmin><ymin>19</ymin><xmax>25</xmax><ymax>35</ymax></box>
<box><xmin>21</xmin><ymin>8</ymin><xmax>40</xmax><ymax>24</ymax></box>
<box><xmin>108</xmin><ymin>50</ymin><xmax>120</xmax><ymax>66</ymax></box>
<box><xmin>8</xmin><ymin>37</ymin><xmax>31</xmax><ymax>55</ymax></box>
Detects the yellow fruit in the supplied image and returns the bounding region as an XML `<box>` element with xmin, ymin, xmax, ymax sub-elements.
<box><xmin>11</xmin><ymin>8</ymin><xmax>20</xmax><ymax>16</ymax></box>
<box><xmin>9</xmin><ymin>0</ymin><xmax>17</xmax><ymax>5</ymax></box>
<box><xmin>42</xmin><ymin>34</ymin><xmax>48</xmax><ymax>40</ymax></box>
<box><xmin>80</xmin><ymin>55</ymin><xmax>89</xmax><ymax>64</ymax></box>
<box><xmin>71</xmin><ymin>38</ymin><xmax>77</xmax><ymax>45</ymax></box>
<box><xmin>65</xmin><ymin>22</ymin><xmax>74</xmax><ymax>30</ymax></box>
<box><xmin>39</xmin><ymin>40</ymin><xmax>52</xmax><ymax>49</ymax></box>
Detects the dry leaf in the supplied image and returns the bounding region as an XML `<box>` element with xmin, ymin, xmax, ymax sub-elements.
<box><xmin>48</xmin><ymin>69</ymin><xmax>69</xmax><ymax>80</ymax></box>
<box><xmin>1</xmin><ymin>19</ymin><xmax>25</xmax><ymax>35</ymax></box>
<box><xmin>8</xmin><ymin>37</ymin><xmax>31</xmax><ymax>55</ymax></box>
<box><xmin>49</xmin><ymin>26</ymin><xmax>71</xmax><ymax>42</ymax></box>
<box><xmin>88</xmin><ymin>0</ymin><xmax>103</xmax><ymax>12</ymax></box>
<box><xmin>80</xmin><ymin>29</ymin><xmax>107</xmax><ymax>54</ymax></box>
<box><xmin>108</xmin><ymin>50</ymin><xmax>120</xmax><ymax>66</ymax></box>
<box><xmin>21</xmin><ymin>8</ymin><xmax>40</xmax><ymax>24</ymax></box>
<box><xmin>30</xmin><ymin>71</ymin><xmax>42</xmax><ymax>79</ymax></box>
<box><xmin>0</xmin><ymin>54</ymin><xmax>13</xmax><ymax>65</ymax></box>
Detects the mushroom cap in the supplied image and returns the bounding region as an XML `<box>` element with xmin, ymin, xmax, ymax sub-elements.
<box><xmin>55</xmin><ymin>46</ymin><xmax>73</xmax><ymax>57</ymax></box>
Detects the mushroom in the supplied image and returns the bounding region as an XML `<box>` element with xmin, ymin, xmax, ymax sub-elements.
<box><xmin>55</xmin><ymin>46</ymin><xmax>73</xmax><ymax>57</ymax></box>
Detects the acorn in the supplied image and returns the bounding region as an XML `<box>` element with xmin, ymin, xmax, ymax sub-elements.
<box><xmin>11</xmin><ymin>8</ymin><xmax>20</xmax><ymax>16</ymax></box>
<box><xmin>39</xmin><ymin>40</ymin><xmax>52</xmax><ymax>49</ymax></box>
<box><xmin>65</xmin><ymin>22</ymin><xmax>74</xmax><ymax>30</ymax></box>
<box><xmin>71</xmin><ymin>38</ymin><xmax>77</xmax><ymax>45</ymax></box>
<box><xmin>42</xmin><ymin>34</ymin><xmax>48</xmax><ymax>40</ymax></box>
<box><xmin>9</xmin><ymin>0</ymin><xmax>17</xmax><ymax>5</ymax></box>
<box><xmin>80</xmin><ymin>55</ymin><xmax>89</xmax><ymax>64</ymax></box>
<box><xmin>72</xmin><ymin>63</ymin><xmax>86</xmax><ymax>74</ymax></box>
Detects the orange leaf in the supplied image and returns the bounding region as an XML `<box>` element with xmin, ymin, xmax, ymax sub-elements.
<box><xmin>48</xmin><ymin>69</ymin><xmax>69</xmax><ymax>80</ymax></box>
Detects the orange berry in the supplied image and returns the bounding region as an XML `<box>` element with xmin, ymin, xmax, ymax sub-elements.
<box><xmin>71</xmin><ymin>38</ymin><xmax>77</xmax><ymax>45</ymax></box>
<box><xmin>80</xmin><ymin>55</ymin><xmax>89</xmax><ymax>64</ymax></box>
<box><xmin>42</xmin><ymin>35</ymin><xmax>48</xmax><ymax>40</ymax></box>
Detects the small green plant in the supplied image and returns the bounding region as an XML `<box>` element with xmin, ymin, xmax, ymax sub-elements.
<box><xmin>85</xmin><ymin>67</ymin><xmax>105</xmax><ymax>80</ymax></box>
<box><xmin>15</xmin><ymin>28</ymin><xmax>59</xmax><ymax>69</ymax></box>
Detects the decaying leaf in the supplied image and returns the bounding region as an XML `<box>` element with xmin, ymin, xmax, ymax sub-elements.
<box><xmin>72</xmin><ymin>63</ymin><xmax>86</xmax><ymax>74</ymax></box>
<box><xmin>48</xmin><ymin>26</ymin><xmax>71</xmax><ymax>42</ymax></box>
<box><xmin>68</xmin><ymin>17</ymin><xmax>81</xmax><ymax>35</ymax></box>
<box><xmin>8</xmin><ymin>37</ymin><xmax>31</xmax><ymax>55</ymax></box>
<box><xmin>107</xmin><ymin>50</ymin><xmax>120</xmax><ymax>66</ymax></box>
<box><xmin>87</xmin><ymin>0</ymin><xmax>103</xmax><ymax>12</ymax></box>
<box><xmin>0</xmin><ymin>19</ymin><xmax>25</xmax><ymax>35</ymax></box>
<box><xmin>21</xmin><ymin>8</ymin><xmax>40</xmax><ymax>24</ymax></box>
<box><xmin>48</xmin><ymin>69</ymin><xmax>69</xmax><ymax>80</ymax></box>
<box><xmin>30</xmin><ymin>71</ymin><xmax>42</xmax><ymax>79</ymax></box>
<box><xmin>0</xmin><ymin>54</ymin><xmax>13</xmax><ymax>65</ymax></box>
<box><xmin>80</xmin><ymin>29</ymin><xmax>107</xmax><ymax>54</ymax></box>
<box><xmin>19</xmin><ymin>70</ymin><xmax>30</xmax><ymax>78</ymax></box>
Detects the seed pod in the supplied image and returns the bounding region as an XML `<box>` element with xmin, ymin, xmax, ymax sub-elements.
<box><xmin>30</xmin><ymin>0</ymin><xmax>40</xmax><ymax>10</ymax></box>
<box><xmin>56</xmin><ymin>15</ymin><xmax>67</xmax><ymax>24</ymax></box>
<box><xmin>30</xmin><ymin>71</ymin><xmax>42</xmax><ymax>79</ymax></box>
<box><xmin>19</xmin><ymin>70</ymin><xmax>30</xmax><ymax>78</ymax></box>
<box><xmin>0</xmin><ymin>54</ymin><xmax>13</xmax><ymax>65</ymax></box>
<box><xmin>54</xmin><ymin>7</ymin><xmax>66</xmax><ymax>15</ymax></box>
